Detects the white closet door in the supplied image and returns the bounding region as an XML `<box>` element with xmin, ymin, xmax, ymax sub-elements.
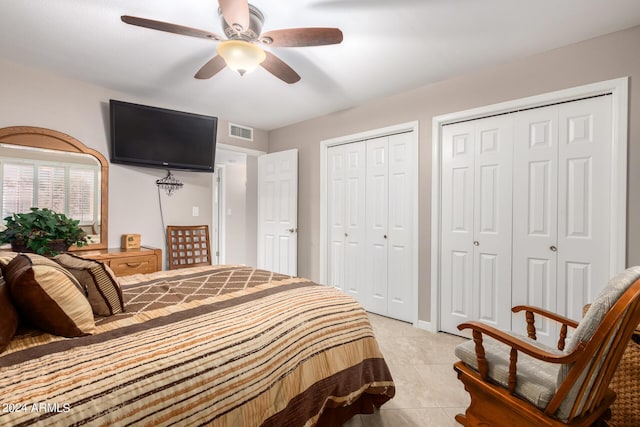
<box><xmin>327</xmin><ymin>142</ymin><xmax>366</xmax><ymax>298</ymax></box>
<box><xmin>556</xmin><ymin>96</ymin><xmax>612</xmax><ymax>321</ymax></box>
<box><xmin>343</xmin><ymin>142</ymin><xmax>367</xmax><ymax>299</ymax></box>
<box><xmin>512</xmin><ymin>96</ymin><xmax>612</xmax><ymax>347</ymax></box>
<box><xmin>366</xmin><ymin>136</ymin><xmax>389</xmax><ymax>314</ymax></box>
<box><xmin>473</xmin><ymin>116</ymin><xmax>513</xmax><ymax>330</ymax></box>
<box><xmin>440</xmin><ymin>122</ymin><xmax>476</xmax><ymax>334</ymax></box>
<box><xmin>440</xmin><ymin>118</ymin><xmax>513</xmax><ymax>335</ymax></box>
<box><xmin>365</xmin><ymin>134</ymin><xmax>414</xmax><ymax>321</ymax></box>
<box><xmin>512</xmin><ymin>106</ymin><xmax>560</xmax><ymax>344</ymax></box>
<box><xmin>387</xmin><ymin>132</ymin><xmax>414</xmax><ymax>322</ymax></box>
<box><xmin>328</xmin><ymin>146</ymin><xmax>347</xmax><ymax>290</ymax></box>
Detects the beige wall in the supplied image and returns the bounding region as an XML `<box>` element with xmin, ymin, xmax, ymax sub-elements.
<box><xmin>223</xmin><ymin>161</ymin><xmax>247</xmax><ymax>265</ymax></box>
<box><xmin>268</xmin><ymin>25</ymin><xmax>640</xmax><ymax>322</ymax></box>
<box><xmin>245</xmin><ymin>155</ymin><xmax>259</xmax><ymax>267</ymax></box>
<box><xmin>0</xmin><ymin>59</ymin><xmax>267</xmax><ymax>267</ymax></box>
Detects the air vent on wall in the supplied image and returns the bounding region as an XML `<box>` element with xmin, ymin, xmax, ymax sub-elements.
<box><xmin>229</xmin><ymin>123</ymin><xmax>253</xmax><ymax>141</ymax></box>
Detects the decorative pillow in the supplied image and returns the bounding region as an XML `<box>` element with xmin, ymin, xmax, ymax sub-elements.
<box><xmin>0</xmin><ymin>278</ymin><xmax>19</xmax><ymax>353</ymax></box>
<box><xmin>53</xmin><ymin>253</ymin><xmax>125</xmax><ymax>316</ymax></box>
<box><xmin>0</xmin><ymin>251</ymin><xmax>20</xmax><ymax>276</ymax></box>
<box><xmin>4</xmin><ymin>253</ymin><xmax>95</xmax><ymax>337</ymax></box>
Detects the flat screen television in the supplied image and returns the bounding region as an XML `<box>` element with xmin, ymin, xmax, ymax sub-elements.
<box><xmin>109</xmin><ymin>100</ymin><xmax>217</xmax><ymax>172</ymax></box>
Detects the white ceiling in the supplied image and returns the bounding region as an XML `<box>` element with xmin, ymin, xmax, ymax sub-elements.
<box><xmin>1</xmin><ymin>0</ymin><xmax>640</xmax><ymax>130</ymax></box>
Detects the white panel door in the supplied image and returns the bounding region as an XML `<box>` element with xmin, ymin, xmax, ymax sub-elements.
<box><xmin>386</xmin><ymin>132</ymin><xmax>415</xmax><ymax>322</ymax></box>
<box><xmin>512</xmin><ymin>106</ymin><xmax>560</xmax><ymax>344</ymax></box>
<box><xmin>211</xmin><ymin>167</ymin><xmax>222</xmax><ymax>264</ymax></box>
<box><xmin>257</xmin><ymin>149</ymin><xmax>298</xmax><ymax>276</ymax></box>
<box><xmin>328</xmin><ymin>146</ymin><xmax>347</xmax><ymax>290</ymax></box>
<box><xmin>473</xmin><ymin>116</ymin><xmax>513</xmax><ymax>330</ymax></box>
<box><xmin>327</xmin><ymin>142</ymin><xmax>366</xmax><ymax>299</ymax></box>
<box><xmin>328</xmin><ymin>129</ymin><xmax>416</xmax><ymax>322</ymax></box>
<box><xmin>556</xmin><ymin>96</ymin><xmax>612</xmax><ymax>322</ymax></box>
<box><xmin>343</xmin><ymin>142</ymin><xmax>367</xmax><ymax>299</ymax></box>
<box><xmin>363</xmin><ymin>133</ymin><xmax>415</xmax><ymax>321</ymax></box>
<box><xmin>440</xmin><ymin>122</ymin><xmax>475</xmax><ymax>335</ymax></box>
<box><xmin>440</xmin><ymin>118</ymin><xmax>513</xmax><ymax>335</ymax></box>
<box><xmin>512</xmin><ymin>96</ymin><xmax>612</xmax><ymax>347</ymax></box>
<box><xmin>366</xmin><ymin>136</ymin><xmax>389</xmax><ymax>315</ymax></box>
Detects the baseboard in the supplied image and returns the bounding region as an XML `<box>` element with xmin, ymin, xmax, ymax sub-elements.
<box><xmin>416</xmin><ymin>320</ymin><xmax>437</xmax><ymax>333</ymax></box>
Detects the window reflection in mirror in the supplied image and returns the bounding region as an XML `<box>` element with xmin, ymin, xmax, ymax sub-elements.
<box><xmin>0</xmin><ymin>143</ymin><xmax>101</xmax><ymax>244</ymax></box>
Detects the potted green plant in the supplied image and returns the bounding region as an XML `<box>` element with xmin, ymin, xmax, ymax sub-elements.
<box><xmin>0</xmin><ymin>208</ymin><xmax>90</xmax><ymax>256</ymax></box>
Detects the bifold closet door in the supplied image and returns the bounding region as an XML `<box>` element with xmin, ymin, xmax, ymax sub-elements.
<box><xmin>512</xmin><ymin>96</ymin><xmax>612</xmax><ymax>346</ymax></box>
<box><xmin>365</xmin><ymin>132</ymin><xmax>413</xmax><ymax>322</ymax></box>
<box><xmin>439</xmin><ymin>116</ymin><xmax>513</xmax><ymax>336</ymax></box>
<box><xmin>327</xmin><ymin>142</ymin><xmax>366</xmax><ymax>298</ymax></box>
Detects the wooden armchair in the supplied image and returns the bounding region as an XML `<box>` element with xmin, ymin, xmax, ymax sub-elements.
<box><xmin>453</xmin><ymin>267</ymin><xmax>640</xmax><ymax>427</ymax></box>
<box><xmin>166</xmin><ymin>225</ymin><xmax>212</xmax><ymax>270</ymax></box>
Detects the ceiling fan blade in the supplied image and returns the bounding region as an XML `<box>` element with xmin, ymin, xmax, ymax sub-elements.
<box><xmin>218</xmin><ymin>0</ymin><xmax>250</xmax><ymax>32</ymax></box>
<box><xmin>260</xmin><ymin>28</ymin><xmax>343</xmax><ymax>47</ymax></box>
<box><xmin>261</xmin><ymin>51</ymin><xmax>301</xmax><ymax>84</ymax></box>
<box><xmin>195</xmin><ymin>55</ymin><xmax>227</xmax><ymax>79</ymax></box>
<box><xmin>121</xmin><ymin>15</ymin><xmax>223</xmax><ymax>41</ymax></box>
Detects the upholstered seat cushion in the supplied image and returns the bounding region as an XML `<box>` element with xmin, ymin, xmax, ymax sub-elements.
<box><xmin>455</xmin><ymin>333</ymin><xmax>563</xmax><ymax>409</ymax></box>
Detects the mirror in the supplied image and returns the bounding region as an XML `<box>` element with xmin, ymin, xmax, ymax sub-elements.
<box><xmin>0</xmin><ymin>126</ymin><xmax>108</xmax><ymax>250</ymax></box>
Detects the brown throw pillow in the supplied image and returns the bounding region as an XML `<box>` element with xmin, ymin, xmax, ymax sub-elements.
<box><xmin>0</xmin><ymin>278</ymin><xmax>19</xmax><ymax>353</ymax></box>
<box><xmin>4</xmin><ymin>253</ymin><xmax>95</xmax><ymax>337</ymax></box>
<box><xmin>0</xmin><ymin>251</ymin><xmax>20</xmax><ymax>276</ymax></box>
<box><xmin>53</xmin><ymin>253</ymin><xmax>125</xmax><ymax>316</ymax></box>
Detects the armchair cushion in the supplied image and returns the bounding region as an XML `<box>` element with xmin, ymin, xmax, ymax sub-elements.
<box><xmin>455</xmin><ymin>333</ymin><xmax>563</xmax><ymax>409</ymax></box>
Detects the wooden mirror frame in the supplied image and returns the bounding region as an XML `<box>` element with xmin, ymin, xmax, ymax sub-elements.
<box><xmin>0</xmin><ymin>126</ymin><xmax>109</xmax><ymax>251</ymax></box>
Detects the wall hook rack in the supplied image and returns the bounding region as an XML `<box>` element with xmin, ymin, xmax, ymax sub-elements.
<box><xmin>156</xmin><ymin>170</ymin><xmax>183</xmax><ymax>196</ymax></box>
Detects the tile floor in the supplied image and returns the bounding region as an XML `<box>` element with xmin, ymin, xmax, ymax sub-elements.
<box><xmin>344</xmin><ymin>313</ymin><xmax>470</xmax><ymax>427</ymax></box>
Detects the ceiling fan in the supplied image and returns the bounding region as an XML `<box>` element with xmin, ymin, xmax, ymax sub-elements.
<box><xmin>121</xmin><ymin>0</ymin><xmax>343</xmax><ymax>84</ymax></box>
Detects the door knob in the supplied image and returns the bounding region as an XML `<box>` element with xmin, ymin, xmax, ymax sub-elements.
<box><xmin>473</xmin><ymin>241</ymin><xmax>479</xmax><ymax>246</ymax></box>
<box><xmin>383</xmin><ymin>235</ymin><xmax>387</xmax><ymax>239</ymax></box>
<box><xmin>550</xmin><ymin>245</ymin><xmax>557</xmax><ymax>252</ymax></box>
<box><xmin>288</xmin><ymin>228</ymin><xmax>297</xmax><ymax>233</ymax></box>
<box><xmin>344</xmin><ymin>232</ymin><xmax>348</xmax><ymax>237</ymax></box>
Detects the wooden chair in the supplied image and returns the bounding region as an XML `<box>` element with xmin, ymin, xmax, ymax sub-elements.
<box><xmin>453</xmin><ymin>267</ymin><xmax>640</xmax><ymax>427</ymax></box>
<box><xmin>166</xmin><ymin>225</ymin><xmax>212</xmax><ymax>270</ymax></box>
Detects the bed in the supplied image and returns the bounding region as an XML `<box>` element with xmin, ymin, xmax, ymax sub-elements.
<box><xmin>0</xmin><ymin>254</ymin><xmax>395</xmax><ymax>426</ymax></box>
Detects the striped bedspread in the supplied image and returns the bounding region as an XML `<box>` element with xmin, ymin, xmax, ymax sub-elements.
<box><xmin>0</xmin><ymin>265</ymin><xmax>395</xmax><ymax>426</ymax></box>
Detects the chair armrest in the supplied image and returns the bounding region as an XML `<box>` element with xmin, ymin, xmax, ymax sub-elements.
<box><xmin>512</xmin><ymin>305</ymin><xmax>580</xmax><ymax>329</ymax></box>
<box><xmin>457</xmin><ymin>321</ymin><xmax>581</xmax><ymax>364</ymax></box>
<box><xmin>512</xmin><ymin>305</ymin><xmax>579</xmax><ymax>350</ymax></box>
<box><xmin>457</xmin><ymin>320</ymin><xmax>584</xmax><ymax>393</ymax></box>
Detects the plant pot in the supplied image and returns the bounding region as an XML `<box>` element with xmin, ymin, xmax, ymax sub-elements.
<box><xmin>11</xmin><ymin>239</ymin><xmax>70</xmax><ymax>256</ymax></box>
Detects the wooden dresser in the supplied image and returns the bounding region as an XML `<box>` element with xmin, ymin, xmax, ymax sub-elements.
<box><xmin>79</xmin><ymin>246</ymin><xmax>162</xmax><ymax>277</ymax></box>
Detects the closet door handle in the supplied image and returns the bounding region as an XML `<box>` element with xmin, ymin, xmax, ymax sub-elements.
<box><xmin>344</xmin><ymin>232</ymin><xmax>348</xmax><ymax>237</ymax></box>
<box><xmin>473</xmin><ymin>241</ymin><xmax>479</xmax><ymax>246</ymax></box>
<box><xmin>383</xmin><ymin>235</ymin><xmax>387</xmax><ymax>239</ymax></box>
<box><xmin>550</xmin><ymin>245</ymin><xmax>557</xmax><ymax>252</ymax></box>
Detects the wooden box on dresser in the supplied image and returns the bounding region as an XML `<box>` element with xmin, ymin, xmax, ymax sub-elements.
<box><xmin>80</xmin><ymin>246</ymin><xmax>162</xmax><ymax>277</ymax></box>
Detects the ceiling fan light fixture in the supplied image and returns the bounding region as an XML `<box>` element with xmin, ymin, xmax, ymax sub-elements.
<box><xmin>217</xmin><ymin>40</ymin><xmax>266</xmax><ymax>76</ymax></box>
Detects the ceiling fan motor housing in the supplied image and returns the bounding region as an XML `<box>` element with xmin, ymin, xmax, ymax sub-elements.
<box><xmin>219</xmin><ymin>4</ymin><xmax>264</xmax><ymax>41</ymax></box>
